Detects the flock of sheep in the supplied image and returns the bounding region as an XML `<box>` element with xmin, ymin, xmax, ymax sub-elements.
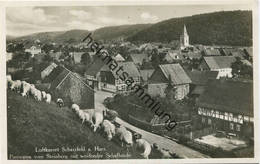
<box><xmin>7</xmin><ymin>74</ymin><xmax>178</xmax><ymax>159</ymax></box>
<box><xmin>71</xmin><ymin>104</ymin><xmax>178</xmax><ymax>159</ymax></box>
<box><xmin>7</xmin><ymin>75</ymin><xmax>51</xmax><ymax>103</ymax></box>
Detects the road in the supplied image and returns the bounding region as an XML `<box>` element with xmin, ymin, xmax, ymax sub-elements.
<box><xmin>95</xmin><ymin>90</ymin><xmax>210</xmax><ymax>158</ymax></box>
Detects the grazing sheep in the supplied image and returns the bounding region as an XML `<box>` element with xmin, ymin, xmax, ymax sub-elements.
<box><xmin>41</xmin><ymin>91</ymin><xmax>47</xmax><ymax>99</ymax></box>
<box><xmin>45</xmin><ymin>93</ymin><xmax>51</xmax><ymax>104</ymax></box>
<box><xmin>92</xmin><ymin>112</ymin><xmax>104</xmax><ymax>132</ymax></box>
<box><xmin>81</xmin><ymin>112</ymin><xmax>92</xmax><ymax>124</ymax></box>
<box><xmin>101</xmin><ymin>119</ymin><xmax>116</xmax><ymax>141</ymax></box>
<box><xmin>115</xmin><ymin>125</ymin><xmax>133</xmax><ymax>147</ymax></box>
<box><xmin>72</xmin><ymin>104</ymin><xmax>80</xmax><ymax>113</ymax></box>
<box><xmin>103</xmin><ymin>109</ymin><xmax>118</xmax><ymax>122</ymax></box>
<box><xmin>56</xmin><ymin>98</ymin><xmax>64</xmax><ymax>107</ymax></box>
<box><xmin>29</xmin><ymin>87</ymin><xmax>37</xmax><ymax>97</ymax></box>
<box><xmin>82</xmin><ymin>109</ymin><xmax>95</xmax><ymax>118</ymax></box>
<box><xmin>134</xmin><ymin>138</ymin><xmax>151</xmax><ymax>159</ymax></box>
<box><xmin>10</xmin><ymin>80</ymin><xmax>22</xmax><ymax>93</ymax></box>
<box><xmin>76</xmin><ymin>109</ymin><xmax>92</xmax><ymax>124</ymax></box>
<box><xmin>21</xmin><ymin>81</ymin><xmax>31</xmax><ymax>97</ymax></box>
<box><xmin>35</xmin><ymin>89</ymin><xmax>42</xmax><ymax>101</ymax></box>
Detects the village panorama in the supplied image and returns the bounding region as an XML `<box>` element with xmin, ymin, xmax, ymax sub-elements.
<box><xmin>5</xmin><ymin>6</ymin><xmax>253</xmax><ymax>160</ymax></box>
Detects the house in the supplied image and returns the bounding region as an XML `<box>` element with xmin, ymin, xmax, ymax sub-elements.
<box><xmin>41</xmin><ymin>62</ymin><xmax>58</xmax><ymax>80</ymax></box>
<box><xmin>49</xmin><ymin>51</ymin><xmax>62</xmax><ymax>61</ymax></box>
<box><xmin>139</xmin><ymin>43</ymin><xmax>154</xmax><ymax>52</ymax></box>
<box><xmin>100</xmin><ymin>62</ymin><xmax>141</xmax><ymax>93</ymax></box>
<box><xmin>148</xmin><ymin>63</ymin><xmax>191</xmax><ymax>100</ymax></box>
<box><xmin>202</xmin><ymin>49</ymin><xmax>222</xmax><ymax>56</ymax></box>
<box><xmin>222</xmin><ymin>48</ymin><xmax>246</xmax><ymax>59</ymax></box>
<box><xmin>230</xmin><ymin>50</ymin><xmax>246</xmax><ymax>59</ymax></box>
<box><xmin>50</xmin><ymin>66</ymin><xmax>95</xmax><ymax>109</ymax></box>
<box><xmin>140</xmin><ymin>69</ymin><xmax>155</xmax><ymax>84</ymax></box>
<box><xmin>114</xmin><ymin>53</ymin><xmax>125</xmax><ymax>62</ymax></box>
<box><xmin>6</xmin><ymin>52</ymin><xmax>13</xmax><ymax>61</ymax></box>
<box><xmin>163</xmin><ymin>50</ymin><xmax>182</xmax><ymax>63</ymax></box>
<box><xmin>128</xmin><ymin>53</ymin><xmax>151</xmax><ymax>66</ymax></box>
<box><xmin>186</xmin><ymin>70</ymin><xmax>218</xmax><ymax>96</ymax></box>
<box><xmin>196</xmin><ymin>79</ymin><xmax>253</xmax><ymax>138</ymax></box>
<box><xmin>183</xmin><ymin>52</ymin><xmax>202</xmax><ymax>60</ymax></box>
<box><xmin>84</xmin><ymin>57</ymin><xmax>105</xmax><ymax>90</ymax></box>
<box><xmin>199</xmin><ymin>56</ymin><xmax>236</xmax><ymax>79</ymax></box>
<box><xmin>71</xmin><ymin>52</ymin><xmax>85</xmax><ymax>64</ymax></box>
<box><xmin>25</xmin><ymin>45</ymin><xmax>41</xmax><ymax>57</ymax></box>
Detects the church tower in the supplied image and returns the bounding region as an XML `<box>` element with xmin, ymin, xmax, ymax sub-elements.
<box><xmin>180</xmin><ymin>24</ymin><xmax>189</xmax><ymax>50</ymax></box>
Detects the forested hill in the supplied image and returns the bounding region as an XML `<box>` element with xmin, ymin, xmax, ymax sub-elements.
<box><xmin>8</xmin><ymin>10</ymin><xmax>252</xmax><ymax>46</ymax></box>
<box><xmin>127</xmin><ymin>10</ymin><xmax>252</xmax><ymax>46</ymax></box>
<box><xmin>92</xmin><ymin>24</ymin><xmax>152</xmax><ymax>41</ymax></box>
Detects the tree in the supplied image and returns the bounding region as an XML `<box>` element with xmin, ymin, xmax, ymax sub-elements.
<box><xmin>43</xmin><ymin>54</ymin><xmax>53</xmax><ymax>62</ymax></box>
<box><xmin>42</xmin><ymin>44</ymin><xmax>54</xmax><ymax>53</ymax></box>
<box><xmin>80</xmin><ymin>52</ymin><xmax>92</xmax><ymax>66</ymax></box>
<box><xmin>231</xmin><ymin>57</ymin><xmax>253</xmax><ymax>79</ymax></box>
<box><xmin>7</xmin><ymin>52</ymin><xmax>30</xmax><ymax>68</ymax></box>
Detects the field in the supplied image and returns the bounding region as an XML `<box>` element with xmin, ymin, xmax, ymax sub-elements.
<box><xmin>7</xmin><ymin>90</ymin><xmax>140</xmax><ymax>159</ymax></box>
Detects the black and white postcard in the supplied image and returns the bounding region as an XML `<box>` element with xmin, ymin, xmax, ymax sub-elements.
<box><xmin>0</xmin><ymin>0</ymin><xmax>259</xmax><ymax>163</ymax></box>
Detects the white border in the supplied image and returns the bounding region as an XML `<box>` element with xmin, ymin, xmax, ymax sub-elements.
<box><xmin>0</xmin><ymin>0</ymin><xmax>259</xmax><ymax>164</ymax></box>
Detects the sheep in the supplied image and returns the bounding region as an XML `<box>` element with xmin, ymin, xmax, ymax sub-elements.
<box><xmin>56</xmin><ymin>98</ymin><xmax>64</xmax><ymax>107</ymax></box>
<box><xmin>134</xmin><ymin>138</ymin><xmax>152</xmax><ymax>159</ymax></box>
<box><xmin>21</xmin><ymin>81</ymin><xmax>31</xmax><ymax>97</ymax></box>
<box><xmin>150</xmin><ymin>143</ymin><xmax>176</xmax><ymax>159</ymax></box>
<box><xmin>103</xmin><ymin>108</ymin><xmax>118</xmax><ymax>122</ymax></box>
<box><xmin>7</xmin><ymin>75</ymin><xmax>12</xmax><ymax>82</ymax></box>
<box><xmin>101</xmin><ymin>119</ymin><xmax>116</xmax><ymax>141</ymax></box>
<box><xmin>72</xmin><ymin>104</ymin><xmax>80</xmax><ymax>113</ymax></box>
<box><xmin>115</xmin><ymin>125</ymin><xmax>133</xmax><ymax>147</ymax></box>
<box><xmin>41</xmin><ymin>91</ymin><xmax>47</xmax><ymax>99</ymax></box>
<box><xmin>29</xmin><ymin>87</ymin><xmax>37</xmax><ymax>98</ymax></box>
<box><xmin>35</xmin><ymin>89</ymin><xmax>42</xmax><ymax>101</ymax></box>
<box><xmin>92</xmin><ymin>112</ymin><xmax>104</xmax><ymax>132</ymax></box>
<box><xmin>82</xmin><ymin>109</ymin><xmax>95</xmax><ymax>118</ymax></box>
<box><xmin>81</xmin><ymin>112</ymin><xmax>92</xmax><ymax>124</ymax></box>
<box><xmin>45</xmin><ymin>93</ymin><xmax>51</xmax><ymax>104</ymax></box>
<box><xmin>10</xmin><ymin>80</ymin><xmax>22</xmax><ymax>93</ymax></box>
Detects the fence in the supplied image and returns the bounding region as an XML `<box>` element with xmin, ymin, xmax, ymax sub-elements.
<box><xmin>186</xmin><ymin>139</ymin><xmax>218</xmax><ymax>153</ymax></box>
<box><xmin>185</xmin><ymin>139</ymin><xmax>235</xmax><ymax>157</ymax></box>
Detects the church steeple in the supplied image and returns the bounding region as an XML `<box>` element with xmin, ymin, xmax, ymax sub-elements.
<box><xmin>180</xmin><ymin>24</ymin><xmax>189</xmax><ymax>49</ymax></box>
<box><xmin>183</xmin><ymin>24</ymin><xmax>188</xmax><ymax>36</ymax></box>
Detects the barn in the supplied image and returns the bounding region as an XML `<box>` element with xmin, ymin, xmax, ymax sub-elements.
<box><xmin>50</xmin><ymin>66</ymin><xmax>95</xmax><ymax>109</ymax></box>
<box><xmin>148</xmin><ymin>63</ymin><xmax>191</xmax><ymax>100</ymax></box>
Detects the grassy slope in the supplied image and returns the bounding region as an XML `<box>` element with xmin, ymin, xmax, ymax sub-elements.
<box><xmin>7</xmin><ymin>90</ymin><xmax>139</xmax><ymax>159</ymax></box>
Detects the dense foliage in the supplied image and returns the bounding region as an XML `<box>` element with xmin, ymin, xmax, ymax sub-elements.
<box><xmin>127</xmin><ymin>10</ymin><xmax>252</xmax><ymax>46</ymax></box>
<box><xmin>231</xmin><ymin>57</ymin><xmax>253</xmax><ymax>79</ymax></box>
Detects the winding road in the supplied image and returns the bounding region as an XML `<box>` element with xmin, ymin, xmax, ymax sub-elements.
<box><xmin>95</xmin><ymin>90</ymin><xmax>209</xmax><ymax>158</ymax></box>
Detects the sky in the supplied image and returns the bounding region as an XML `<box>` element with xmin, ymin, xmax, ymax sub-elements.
<box><xmin>6</xmin><ymin>5</ymin><xmax>252</xmax><ymax>36</ymax></box>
